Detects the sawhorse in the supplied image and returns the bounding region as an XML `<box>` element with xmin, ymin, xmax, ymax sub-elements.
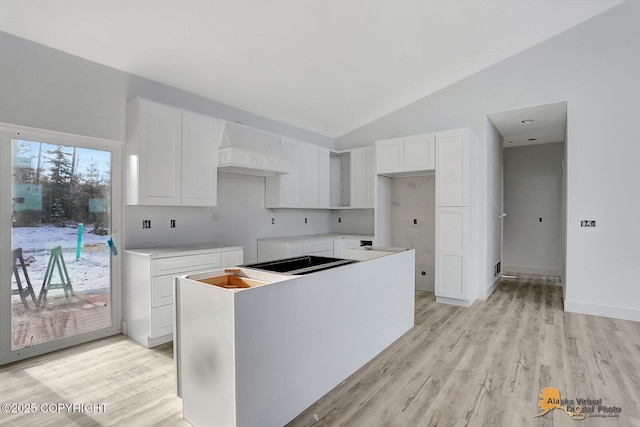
<box><xmin>12</xmin><ymin>248</ymin><xmax>37</xmax><ymax>310</ymax></box>
<box><xmin>37</xmin><ymin>246</ymin><xmax>74</xmax><ymax>307</ymax></box>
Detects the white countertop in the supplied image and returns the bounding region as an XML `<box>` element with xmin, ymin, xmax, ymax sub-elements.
<box><xmin>125</xmin><ymin>242</ymin><xmax>243</xmax><ymax>258</ymax></box>
<box><xmin>257</xmin><ymin>233</ymin><xmax>374</xmax><ymax>243</ymax></box>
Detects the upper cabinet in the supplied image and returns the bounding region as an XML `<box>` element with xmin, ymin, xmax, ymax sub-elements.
<box><xmin>265</xmin><ymin>137</ymin><xmax>329</xmax><ymax>209</ymax></box>
<box><xmin>126</xmin><ymin>98</ymin><xmax>219</xmax><ymax>206</ymax></box>
<box><xmin>350</xmin><ymin>147</ymin><xmax>375</xmax><ymax>209</ymax></box>
<box><xmin>375</xmin><ymin>133</ymin><xmax>434</xmax><ymax>176</ymax></box>
<box><xmin>328</xmin><ymin>147</ymin><xmax>375</xmax><ymax>209</ymax></box>
<box><xmin>435</xmin><ymin>128</ymin><xmax>470</xmax><ymax>207</ymax></box>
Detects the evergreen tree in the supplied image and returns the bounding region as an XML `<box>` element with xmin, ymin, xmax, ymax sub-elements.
<box><xmin>50</xmin><ymin>198</ymin><xmax>66</xmax><ymax>227</ymax></box>
<box><xmin>46</xmin><ymin>145</ymin><xmax>72</xmax><ymax>224</ymax></box>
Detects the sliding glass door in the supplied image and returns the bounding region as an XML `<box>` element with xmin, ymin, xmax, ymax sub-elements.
<box><xmin>1</xmin><ymin>125</ymin><xmax>121</xmax><ymax>364</ymax></box>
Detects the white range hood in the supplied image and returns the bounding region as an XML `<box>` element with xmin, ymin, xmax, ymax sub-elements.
<box><xmin>218</xmin><ymin>122</ymin><xmax>291</xmax><ymax>177</ymax></box>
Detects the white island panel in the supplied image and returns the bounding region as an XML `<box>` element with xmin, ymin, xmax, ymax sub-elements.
<box><xmin>176</xmin><ymin>249</ymin><xmax>415</xmax><ymax>427</ymax></box>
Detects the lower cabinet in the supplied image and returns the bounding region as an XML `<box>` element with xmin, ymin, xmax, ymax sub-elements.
<box><xmin>257</xmin><ymin>238</ymin><xmax>334</xmax><ymax>262</ymax></box>
<box><xmin>435</xmin><ymin>207</ymin><xmax>470</xmax><ymax>305</ymax></box>
<box><xmin>123</xmin><ymin>245</ymin><xmax>243</xmax><ymax>348</ymax></box>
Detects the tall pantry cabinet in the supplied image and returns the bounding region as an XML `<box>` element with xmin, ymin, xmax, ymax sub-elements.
<box><xmin>434</xmin><ymin>128</ymin><xmax>476</xmax><ymax>306</ymax></box>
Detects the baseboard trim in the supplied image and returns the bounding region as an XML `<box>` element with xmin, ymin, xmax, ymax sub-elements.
<box><xmin>436</xmin><ymin>296</ymin><xmax>473</xmax><ymax>307</ymax></box>
<box><xmin>564</xmin><ymin>300</ymin><xmax>640</xmax><ymax>323</ymax></box>
<box><xmin>503</xmin><ymin>265</ymin><xmax>562</xmax><ymax>277</ymax></box>
<box><xmin>478</xmin><ymin>276</ymin><xmax>501</xmax><ymax>300</ymax></box>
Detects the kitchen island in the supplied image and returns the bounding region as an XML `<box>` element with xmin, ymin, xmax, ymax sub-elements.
<box><xmin>175</xmin><ymin>248</ymin><xmax>414</xmax><ymax>427</ymax></box>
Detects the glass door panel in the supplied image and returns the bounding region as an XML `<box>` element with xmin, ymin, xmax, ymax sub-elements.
<box><xmin>10</xmin><ymin>139</ymin><xmax>112</xmax><ymax>350</ymax></box>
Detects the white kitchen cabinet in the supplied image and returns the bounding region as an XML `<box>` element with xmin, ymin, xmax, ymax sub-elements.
<box><xmin>435</xmin><ymin>207</ymin><xmax>469</xmax><ymax>302</ymax></box>
<box><xmin>258</xmin><ymin>234</ymin><xmax>374</xmax><ymax>262</ymax></box>
<box><xmin>123</xmin><ymin>243</ymin><xmax>243</xmax><ymax>348</ymax></box>
<box><xmin>318</xmin><ymin>146</ymin><xmax>331</xmax><ymax>208</ymax></box>
<box><xmin>126</xmin><ymin>98</ymin><xmax>219</xmax><ymax>206</ymax></box>
<box><xmin>265</xmin><ymin>137</ymin><xmax>327</xmax><ymax>208</ymax></box>
<box><xmin>375</xmin><ymin>137</ymin><xmax>404</xmax><ymax>174</ymax></box>
<box><xmin>350</xmin><ymin>146</ymin><xmax>375</xmax><ymax>208</ymax></box>
<box><xmin>181</xmin><ymin>111</ymin><xmax>219</xmax><ymax>206</ymax></box>
<box><xmin>375</xmin><ymin>133</ymin><xmax>434</xmax><ymax>176</ymax></box>
<box><xmin>328</xmin><ymin>147</ymin><xmax>374</xmax><ymax>209</ymax></box>
<box><xmin>257</xmin><ymin>238</ymin><xmax>333</xmax><ymax>262</ymax></box>
<box><xmin>299</xmin><ymin>143</ymin><xmax>320</xmax><ymax>208</ymax></box>
<box><xmin>435</xmin><ymin>128</ymin><xmax>470</xmax><ymax>207</ymax></box>
<box><xmin>434</xmin><ymin>128</ymin><xmax>475</xmax><ymax>306</ymax></box>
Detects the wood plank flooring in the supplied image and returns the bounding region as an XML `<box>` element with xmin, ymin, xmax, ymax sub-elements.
<box><xmin>1</xmin><ymin>276</ymin><xmax>639</xmax><ymax>426</ymax></box>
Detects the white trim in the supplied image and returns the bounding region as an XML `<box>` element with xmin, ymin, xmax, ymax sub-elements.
<box><xmin>436</xmin><ymin>296</ymin><xmax>473</xmax><ymax>307</ymax></box>
<box><xmin>502</xmin><ymin>265</ymin><xmax>562</xmax><ymax>277</ymax></box>
<box><xmin>564</xmin><ymin>299</ymin><xmax>640</xmax><ymax>323</ymax></box>
<box><xmin>478</xmin><ymin>276</ymin><xmax>501</xmax><ymax>300</ymax></box>
<box><xmin>0</xmin><ymin>123</ymin><xmax>123</xmax><ymax>365</ymax></box>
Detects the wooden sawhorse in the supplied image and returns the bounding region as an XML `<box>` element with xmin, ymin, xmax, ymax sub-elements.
<box><xmin>37</xmin><ymin>246</ymin><xmax>74</xmax><ymax>308</ymax></box>
<box><xmin>12</xmin><ymin>248</ymin><xmax>37</xmax><ymax>310</ymax></box>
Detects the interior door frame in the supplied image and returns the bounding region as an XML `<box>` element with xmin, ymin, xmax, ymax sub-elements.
<box><xmin>0</xmin><ymin>122</ymin><xmax>123</xmax><ymax>365</ymax></box>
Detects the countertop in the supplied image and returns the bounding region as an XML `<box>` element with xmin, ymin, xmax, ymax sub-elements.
<box><xmin>124</xmin><ymin>242</ymin><xmax>243</xmax><ymax>258</ymax></box>
<box><xmin>257</xmin><ymin>233</ymin><xmax>374</xmax><ymax>243</ymax></box>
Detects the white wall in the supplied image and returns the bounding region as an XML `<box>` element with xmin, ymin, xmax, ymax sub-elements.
<box><xmin>485</xmin><ymin>121</ymin><xmax>504</xmax><ymax>297</ymax></box>
<box><xmin>503</xmin><ymin>142</ymin><xmax>564</xmax><ymax>276</ymax></box>
<box><xmin>337</xmin><ymin>1</ymin><xmax>640</xmax><ymax>321</ymax></box>
<box><xmin>0</xmin><ymin>31</ymin><xmax>338</xmax><ymax>261</ymax></box>
<box><xmin>391</xmin><ymin>176</ymin><xmax>436</xmax><ymax>292</ymax></box>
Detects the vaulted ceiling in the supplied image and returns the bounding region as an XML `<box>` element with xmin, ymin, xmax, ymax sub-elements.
<box><xmin>0</xmin><ymin>0</ymin><xmax>624</xmax><ymax>138</ymax></box>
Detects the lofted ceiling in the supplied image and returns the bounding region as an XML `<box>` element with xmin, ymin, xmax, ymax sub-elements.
<box><xmin>0</xmin><ymin>1</ymin><xmax>623</xmax><ymax>138</ymax></box>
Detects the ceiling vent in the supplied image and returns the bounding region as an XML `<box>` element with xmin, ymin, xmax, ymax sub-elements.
<box><xmin>218</xmin><ymin>122</ymin><xmax>290</xmax><ymax>177</ymax></box>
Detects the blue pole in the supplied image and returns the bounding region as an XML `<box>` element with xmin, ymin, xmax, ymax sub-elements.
<box><xmin>76</xmin><ymin>223</ymin><xmax>83</xmax><ymax>260</ymax></box>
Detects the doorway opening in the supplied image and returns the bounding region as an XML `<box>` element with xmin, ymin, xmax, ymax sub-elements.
<box><xmin>488</xmin><ymin>102</ymin><xmax>567</xmax><ymax>291</ymax></box>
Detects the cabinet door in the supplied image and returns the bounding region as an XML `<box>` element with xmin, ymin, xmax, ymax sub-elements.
<box><xmin>404</xmin><ymin>133</ymin><xmax>435</xmax><ymax>172</ymax></box>
<box><xmin>266</xmin><ymin>138</ymin><xmax>300</xmax><ymax>207</ymax></box>
<box><xmin>366</xmin><ymin>147</ymin><xmax>376</xmax><ymax>208</ymax></box>
<box><xmin>285</xmin><ymin>243</ymin><xmax>304</xmax><ymax>257</ymax></box>
<box><xmin>350</xmin><ymin>147</ymin><xmax>368</xmax><ymax>208</ymax></box>
<box><xmin>181</xmin><ymin>111</ymin><xmax>219</xmax><ymax>206</ymax></box>
<box><xmin>318</xmin><ymin>147</ymin><xmax>330</xmax><ymax>208</ymax></box>
<box><xmin>435</xmin><ymin>129</ymin><xmax>469</xmax><ymax>206</ymax></box>
<box><xmin>138</xmin><ymin>100</ymin><xmax>182</xmax><ymax>205</ymax></box>
<box><xmin>435</xmin><ymin>207</ymin><xmax>468</xmax><ymax>299</ymax></box>
<box><xmin>221</xmin><ymin>250</ymin><xmax>244</xmax><ymax>267</ymax></box>
<box><xmin>298</xmin><ymin>143</ymin><xmax>319</xmax><ymax>208</ymax></box>
<box><xmin>375</xmin><ymin>138</ymin><xmax>404</xmax><ymax>174</ymax></box>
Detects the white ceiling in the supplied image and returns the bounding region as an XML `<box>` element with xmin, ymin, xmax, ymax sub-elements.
<box><xmin>0</xmin><ymin>1</ymin><xmax>623</xmax><ymax>138</ymax></box>
<box><xmin>488</xmin><ymin>102</ymin><xmax>567</xmax><ymax>148</ymax></box>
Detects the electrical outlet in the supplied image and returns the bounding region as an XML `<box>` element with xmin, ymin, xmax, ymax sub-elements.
<box><xmin>304</xmin><ymin>218</ymin><xmax>308</xmax><ymax>224</ymax></box>
<box><xmin>142</xmin><ymin>220</ymin><xmax>151</xmax><ymax>229</ymax></box>
<box><xmin>338</xmin><ymin>217</ymin><xmax>342</xmax><ymax>223</ymax></box>
<box><xmin>271</xmin><ymin>218</ymin><xmax>275</xmax><ymax>225</ymax></box>
<box><xmin>170</xmin><ymin>219</ymin><xmax>176</xmax><ymax>228</ymax></box>
<box><xmin>497</xmin><ymin>262</ymin><xmax>501</xmax><ymax>274</ymax></box>
<box><xmin>581</xmin><ymin>220</ymin><xmax>596</xmax><ymax>227</ymax></box>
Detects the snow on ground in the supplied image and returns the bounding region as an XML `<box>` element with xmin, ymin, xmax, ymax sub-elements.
<box><xmin>11</xmin><ymin>225</ymin><xmax>111</xmax><ymax>301</ymax></box>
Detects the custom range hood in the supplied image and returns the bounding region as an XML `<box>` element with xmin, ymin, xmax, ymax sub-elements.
<box><xmin>218</xmin><ymin>122</ymin><xmax>291</xmax><ymax>177</ymax></box>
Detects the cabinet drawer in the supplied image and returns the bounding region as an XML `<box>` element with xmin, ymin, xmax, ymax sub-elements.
<box><xmin>151</xmin><ymin>275</ymin><xmax>175</xmax><ymax>308</ymax></box>
<box><xmin>151</xmin><ymin>253</ymin><xmax>221</xmax><ymax>276</ymax></box>
<box><xmin>302</xmin><ymin>240</ymin><xmax>333</xmax><ymax>254</ymax></box>
<box><xmin>150</xmin><ymin>304</ymin><xmax>173</xmax><ymax>338</ymax></box>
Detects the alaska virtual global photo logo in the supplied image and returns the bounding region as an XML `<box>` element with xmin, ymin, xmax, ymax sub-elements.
<box><xmin>535</xmin><ymin>387</ymin><xmax>622</xmax><ymax>420</ymax></box>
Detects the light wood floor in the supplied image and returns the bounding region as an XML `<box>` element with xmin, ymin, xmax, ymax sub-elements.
<box><xmin>1</xmin><ymin>276</ymin><xmax>639</xmax><ymax>426</ymax></box>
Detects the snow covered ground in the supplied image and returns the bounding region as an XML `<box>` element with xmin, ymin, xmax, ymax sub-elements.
<box><xmin>11</xmin><ymin>225</ymin><xmax>111</xmax><ymax>299</ymax></box>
